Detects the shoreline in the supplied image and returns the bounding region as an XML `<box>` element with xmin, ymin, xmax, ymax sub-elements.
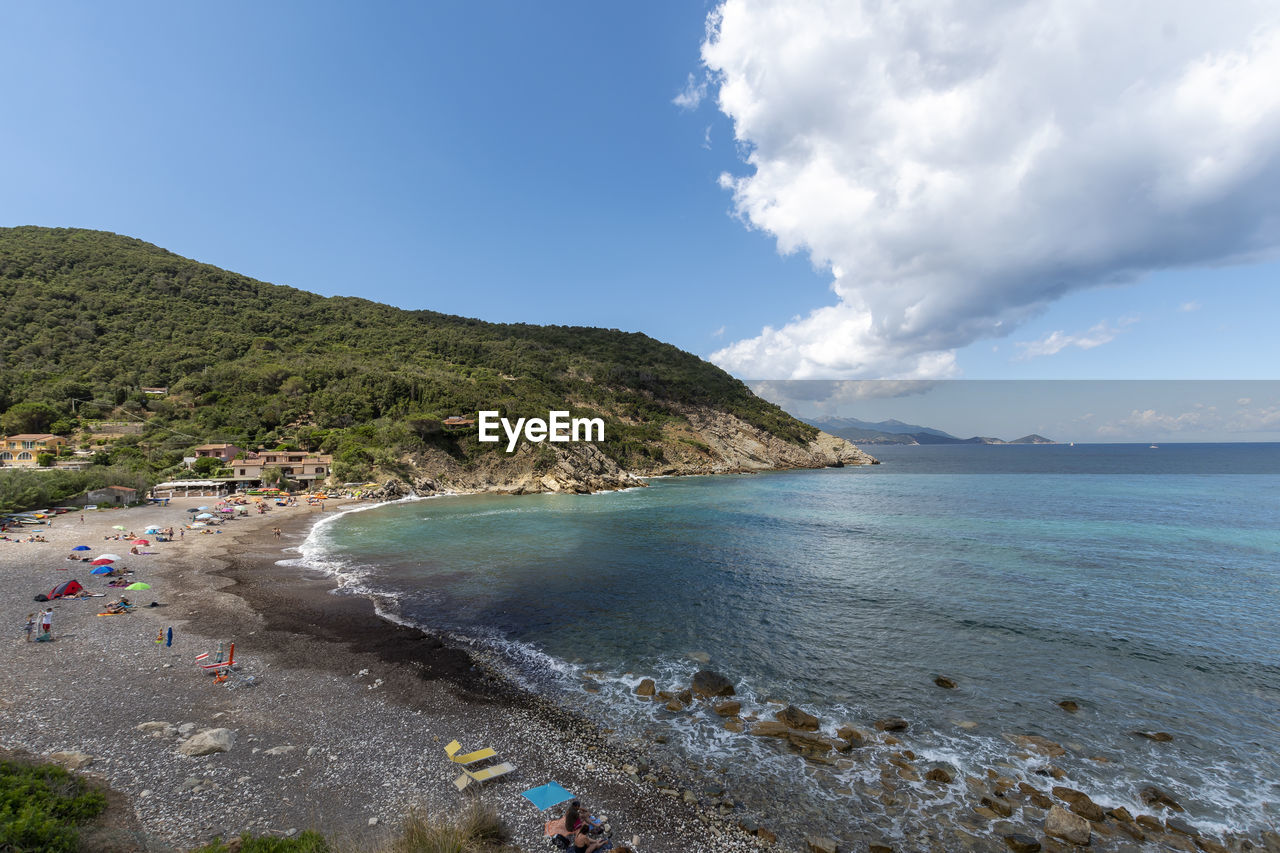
<box><xmin>0</xmin><ymin>496</ymin><xmax>760</xmax><ymax>853</ymax></box>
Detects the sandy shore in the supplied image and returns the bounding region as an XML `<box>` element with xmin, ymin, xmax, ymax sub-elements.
<box><xmin>0</xmin><ymin>499</ymin><xmax>763</xmax><ymax>853</ymax></box>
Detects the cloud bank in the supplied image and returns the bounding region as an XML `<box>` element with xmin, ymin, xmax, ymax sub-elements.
<box><xmin>701</xmin><ymin>0</ymin><xmax>1280</xmax><ymax>378</ymax></box>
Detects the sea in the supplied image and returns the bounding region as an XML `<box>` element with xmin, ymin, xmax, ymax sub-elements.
<box><xmin>294</xmin><ymin>443</ymin><xmax>1280</xmax><ymax>846</ymax></box>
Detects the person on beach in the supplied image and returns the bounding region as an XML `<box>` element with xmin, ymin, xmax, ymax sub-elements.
<box><xmin>39</xmin><ymin>608</ymin><xmax>52</xmax><ymax>640</ymax></box>
<box><xmin>24</xmin><ymin>613</ymin><xmax>35</xmax><ymax>642</ymax></box>
<box><xmin>571</xmin><ymin>825</ymin><xmax>606</xmax><ymax>853</ymax></box>
<box><xmin>563</xmin><ymin>801</ymin><xmax>584</xmax><ymax>833</ymax></box>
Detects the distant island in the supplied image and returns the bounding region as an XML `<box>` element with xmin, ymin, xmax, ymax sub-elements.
<box><xmin>801</xmin><ymin>416</ymin><xmax>1055</xmax><ymax>446</ymax></box>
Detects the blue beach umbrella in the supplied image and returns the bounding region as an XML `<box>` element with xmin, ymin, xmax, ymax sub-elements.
<box><xmin>91</xmin><ymin>566</ymin><xmax>113</xmax><ymax>575</ymax></box>
<box><xmin>520</xmin><ymin>781</ymin><xmax>575</xmax><ymax>811</ymax></box>
<box><xmin>72</xmin><ymin>545</ymin><xmax>91</xmax><ymax>551</ymax></box>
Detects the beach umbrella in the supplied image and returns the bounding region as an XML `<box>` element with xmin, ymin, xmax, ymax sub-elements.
<box><xmin>72</xmin><ymin>545</ymin><xmax>91</xmax><ymax>551</ymax></box>
<box><xmin>91</xmin><ymin>558</ymin><xmax>114</xmax><ymax>566</ymax></box>
<box><xmin>196</xmin><ymin>513</ymin><xmax>214</xmax><ymax>519</ymax></box>
<box><xmin>91</xmin><ymin>566</ymin><xmax>113</xmax><ymax>575</ymax></box>
<box><xmin>125</xmin><ymin>582</ymin><xmax>151</xmax><ymax>590</ymax></box>
<box><xmin>186</xmin><ymin>508</ymin><xmax>200</xmax><ymax>514</ymax></box>
<box><xmin>99</xmin><ymin>553</ymin><xmax>122</xmax><ymax>561</ymax></box>
<box><xmin>521</xmin><ymin>781</ymin><xmax>575</xmax><ymax>810</ymax></box>
<box><xmin>132</xmin><ymin>539</ymin><xmax>150</xmax><ymax>545</ymax></box>
<box><xmin>112</xmin><ymin>525</ymin><xmax>126</xmax><ymax>531</ymax></box>
<box><xmin>144</xmin><ymin>526</ymin><xmax>162</xmax><ymax>533</ymax></box>
<box><xmin>197</xmin><ymin>506</ymin><xmax>210</xmax><ymax>510</ymax></box>
<box><xmin>191</xmin><ymin>522</ymin><xmax>206</xmax><ymax>528</ymax></box>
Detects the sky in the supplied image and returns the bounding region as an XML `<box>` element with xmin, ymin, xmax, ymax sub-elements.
<box><xmin>3</xmin><ymin>2</ymin><xmax>1279</xmax><ymax>438</ymax></box>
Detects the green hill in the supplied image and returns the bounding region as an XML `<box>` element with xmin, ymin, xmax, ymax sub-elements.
<box><xmin>0</xmin><ymin>226</ymin><xmax>827</xmax><ymax>487</ymax></box>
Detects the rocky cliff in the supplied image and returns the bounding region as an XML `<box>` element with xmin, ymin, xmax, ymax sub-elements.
<box><xmin>363</xmin><ymin>406</ymin><xmax>877</xmax><ymax>499</ymax></box>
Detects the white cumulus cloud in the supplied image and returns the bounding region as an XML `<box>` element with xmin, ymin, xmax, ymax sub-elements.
<box><xmin>700</xmin><ymin>0</ymin><xmax>1280</xmax><ymax>378</ymax></box>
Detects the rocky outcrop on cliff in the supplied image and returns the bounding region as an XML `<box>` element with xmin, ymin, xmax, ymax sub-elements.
<box><xmin>361</xmin><ymin>405</ymin><xmax>876</xmax><ymax>500</ymax></box>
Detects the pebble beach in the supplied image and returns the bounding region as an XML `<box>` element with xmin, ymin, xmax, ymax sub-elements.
<box><xmin>0</xmin><ymin>498</ymin><xmax>756</xmax><ymax>853</ymax></box>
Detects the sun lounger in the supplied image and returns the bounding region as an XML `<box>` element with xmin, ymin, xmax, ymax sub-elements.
<box><xmin>453</xmin><ymin>762</ymin><xmax>515</xmax><ymax>791</ymax></box>
<box><xmin>444</xmin><ymin>739</ymin><xmax>497</xmax><ymax>765</ymax></box>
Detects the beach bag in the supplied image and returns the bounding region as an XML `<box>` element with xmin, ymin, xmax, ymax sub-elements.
<box><xmin>33</xmin><ymin>593</ymin><xmax>48</xmax><ymax>602</ymax></box>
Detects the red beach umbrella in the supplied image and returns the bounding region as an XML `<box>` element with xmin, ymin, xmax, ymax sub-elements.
<box><xmin>132</xmin><ymin>538</ymin><xmax>150</xmax><ymax>545</ymax></box>
<box><xmin>91</xmin><ymin>557</ymin><xmax>114</xmax><ymax>566</ymax></box>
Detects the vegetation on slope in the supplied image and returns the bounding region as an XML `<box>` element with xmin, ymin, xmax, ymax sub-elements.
<box><xmin>0</xmin><ymin>227</ymin><xmax>815</xmax><ymax>483</ymax></box>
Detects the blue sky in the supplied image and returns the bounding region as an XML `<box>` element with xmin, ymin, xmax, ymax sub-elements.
<box><xmin>3</xmin><ymin>3</ymin><xmax>1279</xmax><ymax>436</ymax></box>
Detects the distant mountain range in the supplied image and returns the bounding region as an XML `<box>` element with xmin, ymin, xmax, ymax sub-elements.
<box><xmin>799</xmin><ymin>416</ymin><xmax>1055</xmax><ymax>446</ymax></box>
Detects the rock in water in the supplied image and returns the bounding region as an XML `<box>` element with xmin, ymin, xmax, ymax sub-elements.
<box><xmin>934</xmin><ymin>675</ymin><xmax>958</xmax><ymax>689</ymax></box>
<box><xmin>875</xmin><ymin>717</ymin><xmax>909</xmax><ymax>732</ymax></box>
<box><xmin>178</xmin><ymin>728</ymin><xmax>237</xmax><ymax>756</ymax></box>
<box><xmin>806</xmin><ymin>836</ymin><xmax>838</xmax><ymax>853</ymax></box>
<box><xmin>836</xmin><ymin>726</ymin><xmax>867</xmax><ymax>748</ymax></box>
<box><xmin>1045</xmin><ymin>804</ymin><xmax>1091</xmax><ymax>845</ymax></box>
<box><xmin>924</xmin><ymin>765</ymin><xmax>955</xmax><ymax>784</ymax></box>
<box><xmin>1132</xmin><ymin>730</ymin><xmax>1174</xmax><ymax>742</ymax></box>
<box><xmin>1139</xmin><ymin>785</ymin><xmax>1184</xmax><ymax>812</ymax></box>
<box><xmin>713</xmin><ymin>700</ymin><xmax>741</xmax><ymax>717</ymax></box>
<box><xmin>690</xmin><ymin>670</ymin><xmax>735</xmax><ymax>698</ymax></box>
<box><xmin>635</xmin><ymin>679</ymin><xmax>656</xmax><ymax>697</ymax></box>
<box><xmin>1003</xmin><ymin>834</ymin><xmax>1041</xmax><ymax>853</ymax></box>
<box><xmin>749</xmin><ymin>721</ymin><xmax>791</xmax><ymax>738</ymax></box>
<box><xmin>775</xmin><ymin>705</ymin><xmax>821</xmax><ymax>731</ymax></box>
<box><xmin>1057</xmin><ymin>700</ymin><xmax>1079</xmax><ymax>713</ymax></box>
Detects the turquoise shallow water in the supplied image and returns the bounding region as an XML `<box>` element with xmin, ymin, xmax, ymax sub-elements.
<box><xmin>300</xmin><ymin>444</ymin><xmax>1280</xmax><ymax>840</ymax></box>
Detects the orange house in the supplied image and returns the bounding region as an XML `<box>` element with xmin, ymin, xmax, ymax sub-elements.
<box><xmin>0</xmin><ymin>434</ymin><xmax>68</xmax><ymax>467</ymax></box>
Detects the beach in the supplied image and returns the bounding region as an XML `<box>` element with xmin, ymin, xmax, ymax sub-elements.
<box><xmin>0</xmin><ymin>499</ymin><xmax>755</xmax><ymax>853</ymax></box>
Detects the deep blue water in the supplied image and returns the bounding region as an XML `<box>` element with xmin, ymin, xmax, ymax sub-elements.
<box><xmin>299</xmin><ymin>444</ymin><xmax>1280</xmax><ymax>840</ymax></box>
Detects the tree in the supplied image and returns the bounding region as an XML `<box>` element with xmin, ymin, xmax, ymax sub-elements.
<box><xmin>1</xmin><ymin>401</ymin><xmax>59</xmax><ymax>435</ymax></box>
<box><xmin>191</xmin><ymin>456</ymin><xmax>221</xmax><ymax>476</ymax></box>
<box><xmin>36</xmin><ymin>452</ymin><xmax>54</xmax><ymax>468</ymax></box>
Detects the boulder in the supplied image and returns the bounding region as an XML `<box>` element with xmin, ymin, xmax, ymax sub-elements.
<box><xmin>665</xmin><ymin>699</ymin><xmax>684</xmax><ymax>712</ymax></box>
<box><xmin>776</xmin><ymin>705</ymin><xmax>821</xmax><ymax>731</ymax></box>
<box><xmin>723</xmin><ymin>718</ymin><xmax>744</xmax><ymax>733</ymax></box>
<box><xmin>924</xmin><ymin>765</ymin><xmax>955</xmax><ymax>784</ymax></box>
<box><xmin>690</xmin><ymin>670</ymin><xmax>735</xmax><ymax>698</ymax></box>
<box><xmin>1045</xmin><ymin>804</ymin><xmax>1091</xmax><ymax>846</ymax></box>
<box><xmin>635</xmin><ymin>679</ymin><xmax>656</xmax><ymax>697</ymax></box>
<box><xmin>982</xmin><ymin>795</ymin><xmax>1015</xmax><ymax>818</ymax></box>
<box><xmin>875</xmin><ymin>717</ymin><xmax>909</xmax><ymax>732</ymax></box>
<box><xmin>836</xmin><ymin>726</ymin><xmax>867</xmax><ymax>748</ymax></box>
<box><xmin>1003</xmin><ymin>834</ymin><xmax>1042</xmax><ymax>853</ymax></box>
<box><xmin>934</xmin><ymin>676</ymin><xmax>958</xmax><ymax>689</ymax></box>
<box><xmin>784</xmin><ymin>732</ymin><xmax>834</xmax><ymax>755</ymax></box>
<box><xmin>1135</xmin><ymin>815</ymin><xmax>1164</xmax><ymax>831</ymax></box>
<box><xmin>136</xmin><ymin>721</ymin><xmax>177</xmax><ymax>738</ymax></box>
<box><xmin>1139</xmin><ymin>785</ymin><xmax>1184</xmax><ymax>812</ymax></box>
<box><xmin>49</xmin><ymin>751</ymin><xmax>94</xmax><ymax>770</ymax></box>
<box><xmin>178</xmin><ymin>728</ymin><xmax>236</xmax><ymax>757</ymax></box>
<box><xmin>1070</xmin><ymin>798</ymin><xmax>1105</xmax><ymax>823</ymax></box>
<box><xmin>676</xmin><ymin>688</ymin><xmax>693</xmax><ymax>705</ymax></box>
<box><xmin>713</xmin><ymin>700</ymin><xmax>741</xmax><ymax>717</ymax></box>
<box><xmin>749</xmin><ymin>721</ymin><xmax>792</xmax><ymax>738</ymax></box>
<box><xmin>1166</xmin><ymin>817</ymin><xmax>1199</xmax><ymax>837</ymax></box>
<box><xmin>1057</xmin><ymin>700</ymin><xmax>1079</xmax><ymax>713</ymax></box>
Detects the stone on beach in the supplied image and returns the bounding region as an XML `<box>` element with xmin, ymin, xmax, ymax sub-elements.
<box><xmin>1044</xmin><ymin>804</ymin><xmax>1091</xmax><ymax>845</ymax></box>
<box><xmin>1003</xmin><ymin>834</ymin><xmax>1041</xmax><ymax>853</ymax></box>
<box><xmin>49</xmin><ymin>750</ymin><xmax>94</xmax><ymax>770</ymax></box>
<box><xmin>690</xmin><ymin>669</ymin><xmax>735</xmax><ymax>698</ymax></box>
<box><xmin>775</xmin><ymin>704</ymin><xmax>820</xmax><ymax>731</ymax></box>
<box><xmin>805</xmin><ymin>835</ymin><xmax>838</xmax><ymax>853</ymax></box>
<box><xmin>178</xmin><ymin>728</ymin><xmax>237</xmax><ymax>756</ymax></box>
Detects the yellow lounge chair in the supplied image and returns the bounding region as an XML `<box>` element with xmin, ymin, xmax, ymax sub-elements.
<box><xmin>445</xmin><ymin>739</ymin><xmax>497</xmax><ymax>765</ymax></box>
<box><xmin>453</xmin><ymin>762</ymin><xmax>516</xmax><ymax>791</ymax></box>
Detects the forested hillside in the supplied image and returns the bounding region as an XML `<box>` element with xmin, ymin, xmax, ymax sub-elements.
<box><xmin>0</xmin><ymin>227</ymin><xmax>820</xmax><ymax>485</ymax></box>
